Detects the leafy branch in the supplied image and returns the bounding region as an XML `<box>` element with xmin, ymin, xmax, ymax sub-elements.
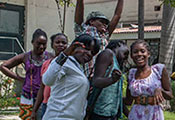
<box><xmin>55</xmin><ymin>0</ymin><xmax>75</xmax><ymax>33</ymax></box>
<box><xmin>160</xmin><ymin>0</ymin><xmax>175</xmax><ymax>7</ymax></box>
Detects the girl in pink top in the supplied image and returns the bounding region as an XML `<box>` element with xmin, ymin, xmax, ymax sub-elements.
<box><xmin>31</xmin><ymin>33</ymin><xmax>68</xmax><ymax>120</ymax></box>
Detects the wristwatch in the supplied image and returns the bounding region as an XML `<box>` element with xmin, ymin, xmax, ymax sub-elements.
<box><xmin>55</xmin><ymin>52</ymin><xmax>68</xmax><ymax>66</ymax></box>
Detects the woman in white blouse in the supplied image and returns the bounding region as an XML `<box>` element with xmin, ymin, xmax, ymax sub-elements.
<box><xmin>42</xmin><ymin>34</ymin><xmax>100</xmax><ymax>120</ymax></box>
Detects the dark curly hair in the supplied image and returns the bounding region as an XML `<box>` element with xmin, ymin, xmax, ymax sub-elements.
<box><xmin>50</xmin><ymin>33</ymin><xmax>68</xmax><ymax>48</ymax></box>
<box><xmin>31</xmin><ymin>28</ymin><xmax>47</xmax><ymax>43</ymax></box>
<box><xmin>130</xmin><ymin>40</ymin><xmax>150</xmax><ymax>53</ymax></box>
<box><xmin>106</xmin><ymin>40</ymin><xmax>126</xmax><ymax>50</ymax></box>
<box><xmin>72</xmin><ymin>34</ymin><xmax>100</xmax><ymax>55</ymax></box>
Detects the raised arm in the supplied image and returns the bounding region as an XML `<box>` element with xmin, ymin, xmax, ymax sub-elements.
<box><xmin>0</xmin><ymin>53</ymin><xmax>25</xmax><ymax>82</ymax></box>
<box><xmin>108</xmin><ymin>0</ymin><xmax>124</xmax><ymax>37</ymax></box>
<box><xmin>75</xmin><ymin>0</ymin><xmax>84</xmax><ymax>25</ymax></box>
<box><xmin>43</xmin><ymin>42</ymin><xmax>85</xmax><ymax>86</ymax></box>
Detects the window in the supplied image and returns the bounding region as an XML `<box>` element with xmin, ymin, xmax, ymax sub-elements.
<box><xmin>0</xmin><ymin>3</ymin><xmax>24</xmax><ymax>60</ymax></box>
<box><xmin>154</xmin><ymin>5</ymin><xmax>161</xmax><ymax>11</ymax></box>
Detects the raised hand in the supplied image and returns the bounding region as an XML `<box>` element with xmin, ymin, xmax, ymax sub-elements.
<box><xmin>63</xmin><ymin>42</ymin><xmax>85</xmax><ymax>56</ymax></box>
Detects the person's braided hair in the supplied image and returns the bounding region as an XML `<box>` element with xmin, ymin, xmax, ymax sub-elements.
<box><xmin>31</xmin><ymin>28</ymin><xmax>47</xmax><ymax>43</ymax></box>
<box><xmin>130</xmin><ymin>40</ymin><xmax>150</xmax><ymax>53</ymax></box>
<box><xmin>106</xmin><ymin>40</ymin><xmax>126</xmax><ymax>50</ymax></box>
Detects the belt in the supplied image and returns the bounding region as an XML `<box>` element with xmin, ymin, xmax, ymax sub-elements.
<box><xmin>134</xmin><ymin>96</ymin><xmax>157</xmax><ymax>105</ymax></box>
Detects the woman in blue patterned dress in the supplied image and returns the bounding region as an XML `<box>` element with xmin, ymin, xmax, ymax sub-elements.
<box><xmin>124</xmin><ymin>40</ymin><xmax>173</xmax><ymax>120</ymax></box>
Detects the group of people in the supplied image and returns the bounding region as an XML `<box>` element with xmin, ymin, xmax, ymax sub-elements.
<box><xmin>0</xmin><ymin>0</ymin><xmax>173</xmax><ymax>120</ymax></box>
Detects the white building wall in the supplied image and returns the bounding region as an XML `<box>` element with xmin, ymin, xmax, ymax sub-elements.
<box><xmin>25</xmin><ymin>0</ymin><xmax>75</xmax><ymax>51</ymax></box>
<box><xmin>1</xmin><ymin>0</ymin><xmax>163</xmax><ymax>52</ymax></box>
<box><xmin>85</xmin><ymin>0</ymin><xmax>162</xmax><ymax>24</ymax></box>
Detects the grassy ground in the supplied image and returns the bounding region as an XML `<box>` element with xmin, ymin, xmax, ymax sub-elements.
<box><xmin>164</xmin><ymin>111</ymin><xmax>175</xmax><ymax>120</ymax></box>
<box><xmin>0</xmin><ymin>107</ymin><xmax>175</xmax><ymax>120</ymax></box>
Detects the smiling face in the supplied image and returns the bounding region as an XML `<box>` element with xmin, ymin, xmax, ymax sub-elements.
<box><xmin>131</xmin><ymin>43</ymin><xmax>150</xmax><ymax>67</ymax></box>
<box><xmin>32</xmin><ymin>35</ymin><xmax>47</xmax><ymax>55</ymax></box>
<box><xmin>90</xmin><ymin>18</ymin><xmax>108</xmax><ymax>33</ymax></box>
<box><xmin>52</xmin><ymin>35</ymin><xmax>68</xmax><ymax>56</ymax></box>
<box><xmin>74</xmin><ymin>40</ymin><xmax>95</xmax><ymax>64</ymax></box>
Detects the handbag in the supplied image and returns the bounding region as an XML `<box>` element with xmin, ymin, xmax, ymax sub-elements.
<box><xmin>84</xmin><ymin>63</ymin><xmax>114</xmax><ymax>120</ymax></box>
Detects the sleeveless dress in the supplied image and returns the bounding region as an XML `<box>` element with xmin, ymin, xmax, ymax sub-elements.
<box><xmin>128</xmin><ymin>63</ymin><xmax>165</xmax><ymax>120</ymax></box>
<box><xmin>92</xmin><ymin>55</ymin><xmax>123</xmax><ymax>118</ymax></box>
<box><xmin>19</xmin><ymin>51</ymin><xmax>49</xmax><ymax>120</ymax></box>
<box><xmin>21</xmin><ymin>51</ymin><xmax>49</xmax><ymax>100</ymax></box>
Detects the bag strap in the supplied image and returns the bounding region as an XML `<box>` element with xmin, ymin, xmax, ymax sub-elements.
<box><xmin>29</xmin><ymin>52</ymin><xmax>33</xmax><ymax>99</ymax></box>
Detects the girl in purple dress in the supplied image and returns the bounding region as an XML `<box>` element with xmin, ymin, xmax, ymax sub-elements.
<box><xmin>0</xmin><ymin>29</ymin><xmax>52</xmax><ymax>120</ymax></box>
<box><xmin>124</xmin><ymin>40</ymin><xmax>173</xmax><ymax>120</ymax></box>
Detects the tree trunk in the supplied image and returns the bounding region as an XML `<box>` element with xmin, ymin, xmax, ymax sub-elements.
<box><xmin>159</xmin><ymin>3</ymin><xmax>175</xmax><ymax>110</ymax></box>
<box><xmin>159</xmin><ymin>4</ymin><xmax>175</xmax><ymax>75</ymax></box>
<box><xmin>138</xmin><ymin>0</ymin><xmax>144</xmax><ymax>40</ymax></box>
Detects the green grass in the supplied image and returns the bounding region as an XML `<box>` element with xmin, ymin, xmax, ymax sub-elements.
<box><xmin>164</xmin><ymin>111</ymin><xmax>175</xmax><ymax>120</ymax></box>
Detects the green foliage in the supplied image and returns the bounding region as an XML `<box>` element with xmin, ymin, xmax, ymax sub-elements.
<box><xmin>170</xmin><ymin>81</ymin><xmax>175</xmax><ymax>111</ymax></box>
<box><xmin>0</xmin><ymin>73</ymin><xmax>18</xmax><ymax>108</ymax></box>
<box><xmin>122</xmin><ymin>74</ymin><xmax>128</xmax><ymax>97</ymax></box>
<box><xmin>0</xmin><ymin>74</ymin><xmax>15</xmax><ymax>98</ymax></box>
<box><xmin>0</xmin><ymin>97</ymin><xmax>20</xmax><ymax>109</ymax></box>
<box><xmin>56</xmin><ymin>0</ymin><xmax>75</xmax><ymax>7</ymax></box>
<box><xmin>160</xmin><ymin>0</ymin><xmax>175</xmax><ymax>7</ymax></box>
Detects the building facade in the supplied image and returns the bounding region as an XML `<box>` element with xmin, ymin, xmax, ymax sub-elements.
<box><xmin>0</xmin><ymin>0</ymin><xmax>163</xmax><ymax>60</ymax></box>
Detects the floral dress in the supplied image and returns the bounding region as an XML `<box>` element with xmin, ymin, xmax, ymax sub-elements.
<box><xmin>128</xmin><ymin>64</ymin><xmax>165</xmax><ymax>120</ymax></box>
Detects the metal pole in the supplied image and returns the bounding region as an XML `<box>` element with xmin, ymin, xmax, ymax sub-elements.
<box><xmin>138</xmin><ymin>0</ymin><xmax>144</xmax><ymax>40</ymax></box>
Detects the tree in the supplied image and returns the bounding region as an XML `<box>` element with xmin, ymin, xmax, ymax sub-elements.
<box><xmin>159</xmin><ymin>0</ymin><xmax>175</xmax><ymax>110</ymax></box>
<box><xmin>159</xmin><ymin>1</ymin><xmax>175</xmax><ymax>75</ymax></box>
<box><xmin>138</xmin><ymin>0</ymin><xmax>144</xmax><ymax>40</ymax></box>
<box><xmin>55</xmin><ymin>0</ymin><xmax>74</xmax><ymax>33</ymax></box>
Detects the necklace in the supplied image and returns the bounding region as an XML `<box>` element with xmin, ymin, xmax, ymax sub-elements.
<box><xmin>30</xmin><ymin>51</ymin><xmax>47</xmax><ymax>67</ymax></box>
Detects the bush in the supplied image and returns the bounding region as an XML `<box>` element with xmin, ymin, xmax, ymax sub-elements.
<box><xmin>0</xmin><ymin>72</ymin><xmax>19</xmax><ymax>108</ymax></box>
<box><xmin>0</xmin><ymin>97</ymin><xmax>20</xmax><ymax>109</ymax></box>
<box><xmin>170</xmin><ymin>81</ymin><xmax>175</xmax><ymax>111</ymax></box>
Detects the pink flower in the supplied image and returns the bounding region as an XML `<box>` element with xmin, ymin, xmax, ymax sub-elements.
<box><xmin>16</xmin><ymin>97</ymin><xmax>20</xmax><ymax>100</ymax></box>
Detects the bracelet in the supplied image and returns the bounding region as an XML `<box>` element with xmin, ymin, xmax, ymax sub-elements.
<box><xmin>55</xmin><ymin>52</ymin><xmax>68</xmax><ymax>66</ymax></box>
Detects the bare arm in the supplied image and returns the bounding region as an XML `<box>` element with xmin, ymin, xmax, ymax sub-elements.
<box><xmin>31</xmin><ymin>82</ymin><xmax>45</xmax><ymax>120</ymax></box>
<box><xmin>124</xmin><ymin>83</ymin><xmax>134</xmax><ymax>105</ymax></box>
<box><xmin>161</xmin><ymin>67</ymin><xmax>173</xmax><ymax>100</ymax></box>
<box><xmin>75</xmin><ymin>0</ymin><xmax>84</xmax><ymax>25</ymax></box>
<box><xmin>123</xmin><ymin>77</ymin><xmax>134</xmax><ymax>117</ymax></box>
<box><xmin>92</xmin><ymin>49</ymin><xmax>120</xmax><ymax>88</ymax></box>
<box><xmin>154</xmin><ymin>67</ymin><xmax>173</xmax><ymax>104</ymax></box>
<box><xmin>0</xmin><ymin>53</ymin><xmax>25</xmax><ymax>82</ymax></box>
<box><xmin>108</xmin><ymin>0</ymin><xmax>124</xmax><ymax>37</ymax></box>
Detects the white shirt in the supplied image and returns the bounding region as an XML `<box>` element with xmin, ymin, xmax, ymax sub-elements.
<box><xmin>42</xmin><ymin>56</ymin><xmax>89</xmax><ymax>120</ymax></box>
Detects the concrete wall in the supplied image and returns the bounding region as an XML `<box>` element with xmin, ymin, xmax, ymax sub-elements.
<box><xmin>2</xmin><ymin>0</ymin><xmax>163</xmax><ymax>52</ymax></box>
<box><xmin>85</xmin><ymin>0</ymin><xmax>162</xmax><ymax>24</ymax></box>
<box><xmin>25</xmin><ymin>0</ymin><xmax>75</xmax><ymax>52</ymax></box>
